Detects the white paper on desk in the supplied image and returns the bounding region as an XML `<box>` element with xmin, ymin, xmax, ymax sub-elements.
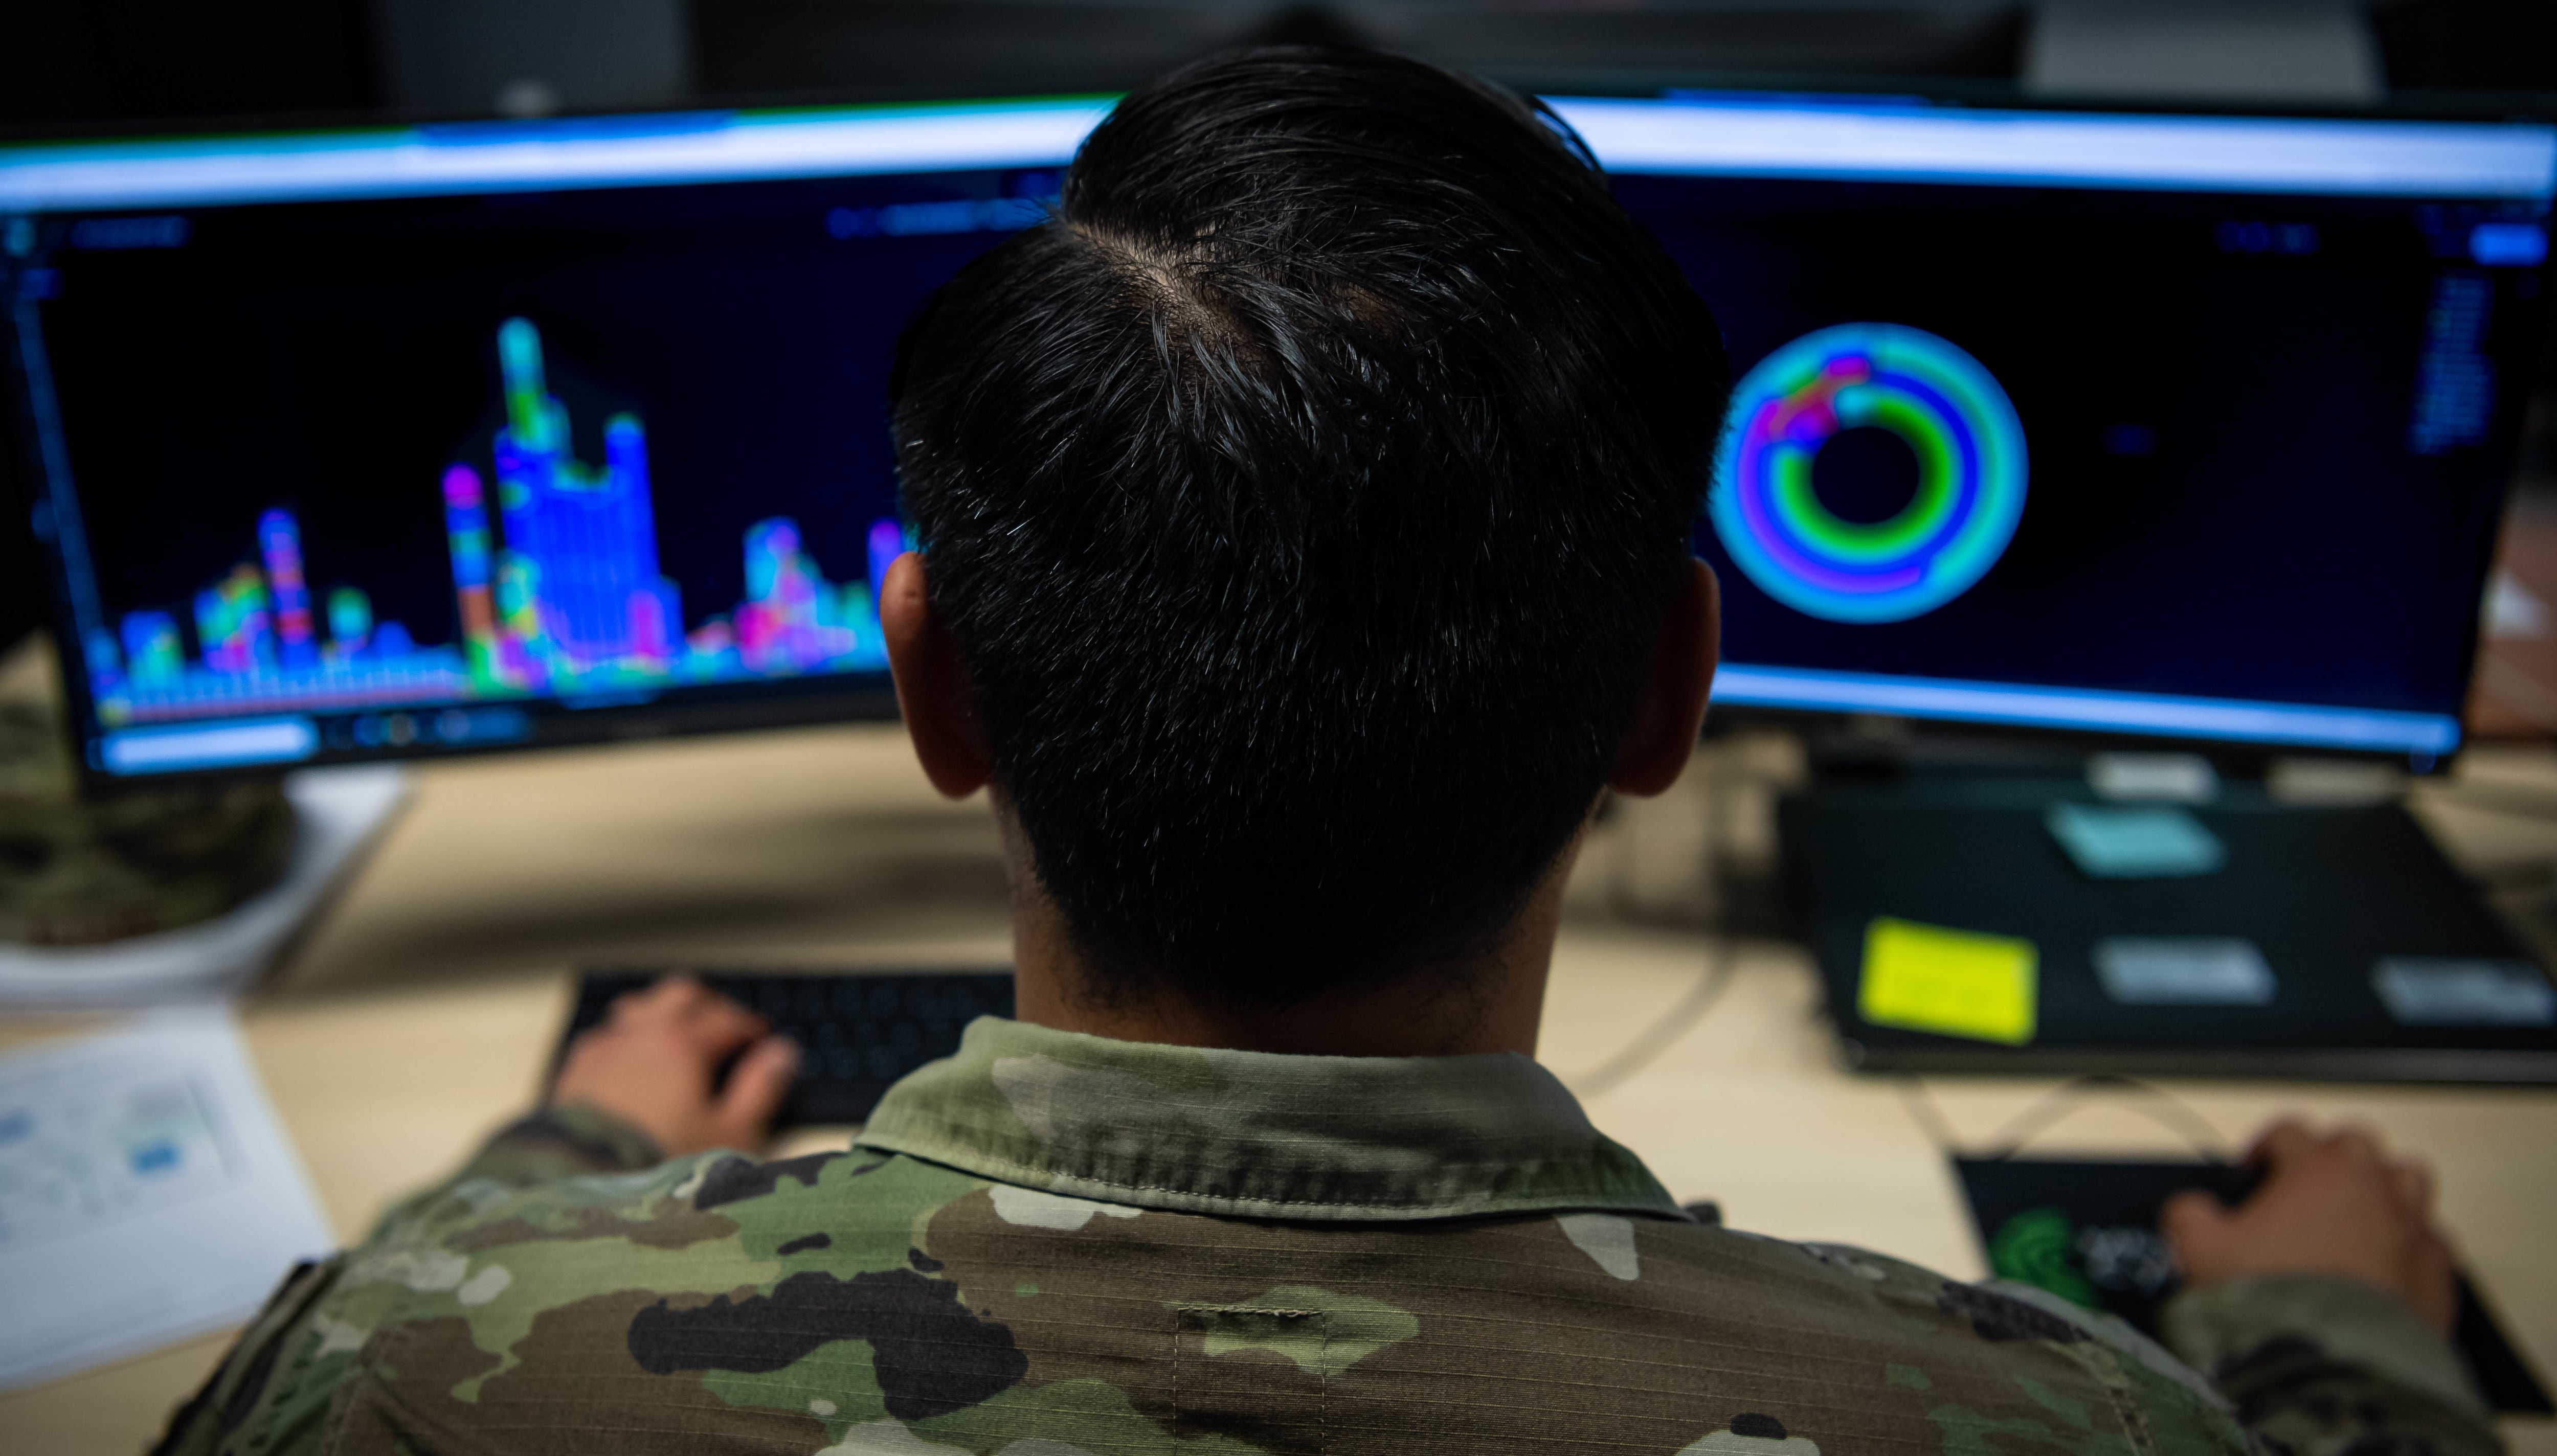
<box><xmin>0</xmin><ymin>1007</ymin><xmax>335</xmax><ymax>1391</ymax></box>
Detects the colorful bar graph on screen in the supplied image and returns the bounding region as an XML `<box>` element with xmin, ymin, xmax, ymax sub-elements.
<box><xmin>119</xmin><ymin>612</ymin><xmax>183</xmax><ymax>685</ymax></box>
<box><xmin>325</xmin><ymin>587</ymin><xmax>372</xmax><ymax>659</ymax></box>
<box><xmin>192</xmin><ymin>563</ymin><xmax>274</xmax><ymax>676</ymax></box>
<box><xmin>87</xmin><ymin>316</ymin><xmax>896</xmax><ymax>727</ymax></box>
<box><xmin>257</xmin><ymin>509</ymin><xmax>319</xmax><ymax>670</ymax></box>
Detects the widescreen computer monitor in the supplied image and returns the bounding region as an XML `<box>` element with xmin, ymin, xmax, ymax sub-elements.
<box><xmin>3</xmin><ymin>95</ymin><xmax>2552</xmax><ymax>783</ymax></box>
<box><xmin>1596</xmin><ymin>100</ymin><xmax>2555</xmax><ymax>766</ymax></box>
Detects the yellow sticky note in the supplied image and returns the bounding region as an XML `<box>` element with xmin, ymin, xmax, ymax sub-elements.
<box><xmin>1859</xmin><ymin>916</ymin><xmax>2038</xmax><ymax>1045</ymax></box>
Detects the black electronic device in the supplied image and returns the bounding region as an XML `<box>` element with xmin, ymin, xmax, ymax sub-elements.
<box><xmin>1628</xmin><ymin>105</ymin><xmax>2554</xmax><ymax>769</ymax></box>
<box><xmin>556</xmin><ymin>968</ymin><xmax>1014</xmax><ymax>1129</ymax></box>
<box><xmin>4</xmin><ymin>102</ymin><xmax>1090</xmax><ymax>785</ymax></box>
<box><xmin>1953</xmin><ymin>1155</ymin><xmax>2552</xmax><ymax>1416</ymax></box>
<box><xmin>7</xmin><ymin>98</ymin><xmax>2551</xmax><ymax>785</ymax></box>
<box><xmin>1781</xmin><ymin>776</ymin><xmax>2557</xmax><ymax>1083</ymax></box>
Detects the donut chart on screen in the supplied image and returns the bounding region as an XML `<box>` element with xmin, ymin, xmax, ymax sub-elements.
<box><xmin>1711</xmin><ymin>323</ymin><xmax>2027</xmax><ymax>624</ymax></box>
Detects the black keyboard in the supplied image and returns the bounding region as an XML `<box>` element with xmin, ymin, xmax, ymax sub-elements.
<box><xmin>558</xmin><ymin>968</ymin><xmax>1015</xmax><ymax>1128</ymax></box>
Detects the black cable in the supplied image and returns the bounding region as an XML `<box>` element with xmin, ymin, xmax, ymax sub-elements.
<box><xmin>1897</xmin><ymin>1073</ymin><xmax>2229</xmax><ymax>1161</ymax></box>
<box><xmin>1984</xmin><ymin>1075</ymin><xmax>2229</xmax><ymax>1159</ymax></box>
<box><xmin>1895</xmin><ymin>1076</ymin><xmax>1964</xmax><ymax>1154</ymax></box>
<box><xmin>1572</xmin><ymin>741</ymin><xmax>1744</xmax><ymax>1099</ymax></box>
<box><xmin>1567</xmin><ymin>939</ymin><xmax>1738</xmax><ymax>1099</ymax></box>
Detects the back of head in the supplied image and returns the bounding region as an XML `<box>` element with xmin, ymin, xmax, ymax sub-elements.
<box><xmin>891</xmin><ymin>47</ymin><xmax>1728</xmax><ymax>1009</ymax></box>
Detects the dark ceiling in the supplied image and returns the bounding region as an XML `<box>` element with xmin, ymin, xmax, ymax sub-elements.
<box><xmin>4</xmin><ymin>0</ymin><xmax>2553</xmax><ymax>132</ymax></box>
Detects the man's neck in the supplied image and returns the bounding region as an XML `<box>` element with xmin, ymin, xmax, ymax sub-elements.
<box><xmin>998</xmin><ymin>817</ymin><xmax>1568</xmax><ymax>1059</ymax></box>
<box><xmin>1011</xmin><ymin>940</ymin><xmax>1555</xmax><ymax>1059</ymax></box>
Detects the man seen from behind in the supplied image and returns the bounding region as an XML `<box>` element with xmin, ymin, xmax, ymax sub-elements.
<box><xmin>165</xmin><ymin>47</ymin><xmax>2493</xmax><ymax>1456</ymax></box>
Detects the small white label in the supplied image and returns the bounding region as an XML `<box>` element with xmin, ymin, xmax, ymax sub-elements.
<box><xmin>2371</xmin><ymin>958</ymin><xmax>2557</xmax><ymax>1026</ymax></box>
<box><xmin>2095</xmin><ymin>938</ymin><xmax>2276</xmax><ymax>1005</ymax></box>
<box><xmin>2088</xmin><ymin>753</ymin><xmax>2219</xmax><ymax>804</ymax></box>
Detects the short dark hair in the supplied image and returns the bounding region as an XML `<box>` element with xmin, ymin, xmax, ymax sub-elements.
<box><xmin>890</xmin><ymin>47</ymin><xmax>1728</xmax><ymax>1009</ymax></box>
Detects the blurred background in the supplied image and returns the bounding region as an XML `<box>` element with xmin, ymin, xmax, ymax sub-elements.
<box><xmin>5</xmin><ymin>0</ymin><xmax>2555</xmax><ymax>126</ymax></box>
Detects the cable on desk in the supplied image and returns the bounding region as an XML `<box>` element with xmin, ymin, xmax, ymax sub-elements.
<box><xmin>1895</xmin><ymin>1076</ymin><xmax>1965</xmax><ymax>1154</ymax></box>
<box><xmin>1896</xmin><ymin>1073</ymin><xmax>2229</xmax><ymax>1161</ymax></box>
<box><xmin>1603</xmin><ymin>729</ymin><xmax>1757</xmax><ymax>925</ymax></box>
<box><xmin>1987</xmin><ymin>1075</ymin><xmax>2230</xmax><ymax>1159</ymax></box>
<box><xmin>1565</xmin><ymin>938</ymin><xmax>1737</xmax><ymax>1100</ymax></box>
<box><xmin>1572</xmin><ymin>736</ymin><xmax>1788</xmax><ymax>1098</ymax></box>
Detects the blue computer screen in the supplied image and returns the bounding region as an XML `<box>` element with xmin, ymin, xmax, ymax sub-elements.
<box><xmin>3</xmin><ymin>97</ymin><xmax>2551</xmax><ymax>777</ymax></box>
<box><xmin>1567</xmin><ymin>100</ymin><xmax>2555</xmax><ymax>759</ymax></box>
<box><xmin>4</xmin><ymin>104</ymin><xmax>1100</xmax><ymax>776</ymax></box>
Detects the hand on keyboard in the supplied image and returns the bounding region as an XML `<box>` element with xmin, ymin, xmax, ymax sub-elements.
<box><xmin>551</xmin><ymin>974</ymin><xmax>801</xmax><ymax>1155</ymax></box>
<box><xmin>557</xmin><ymin>968</ymin><xmax>1016</xmax><ymax>1131</ymax></box>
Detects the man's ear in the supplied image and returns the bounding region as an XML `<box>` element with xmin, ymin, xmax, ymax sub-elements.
<box><xmin>1608</xmin><ymin>557</ymin><xmax>1719</xmax><ymax>798</ymax></box>
<box><xmin>881</xmin><ymin>551</ymin><xmax>994</xmax><ymax>799</ymax></box>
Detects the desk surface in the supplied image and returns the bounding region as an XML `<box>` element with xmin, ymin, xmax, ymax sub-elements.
<box><xmin>5</xmin><ymin>699</ymin><xmax>2556</xmax><ymax>1453</ymax></box>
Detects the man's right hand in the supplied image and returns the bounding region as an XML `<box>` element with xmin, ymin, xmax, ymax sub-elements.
<box><xmin>550</xmin><ymin>975</ymin><xmax>799</xmax><ymax>1157</ymax></box>
<box><xmin>2162</xmin><ymin>1119</ymin><xmax>2458</xmax><ymax>1335</ymax></box>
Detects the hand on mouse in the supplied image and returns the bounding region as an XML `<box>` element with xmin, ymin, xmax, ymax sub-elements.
<box><xmin>2162</xmin><ymin>1119</ymin><xmax>2457</xmax><ymax>1335</ymax></box>
<box><xmin>550</xmin><ymin>974</ymin><xmax>799</xmax><ymax>1156</ymax></box>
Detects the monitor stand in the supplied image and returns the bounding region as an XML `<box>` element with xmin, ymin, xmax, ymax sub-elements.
<box><xmin>1775</xmin><ymin>737</ymin><xmax>2557</xmax><ymax>1084</ymax></box>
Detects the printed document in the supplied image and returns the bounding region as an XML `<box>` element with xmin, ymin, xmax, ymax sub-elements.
<box><xmin>0</xmin><ymin>1007</ymin><xmax>334</xmax><ymax>1389</ymax></box>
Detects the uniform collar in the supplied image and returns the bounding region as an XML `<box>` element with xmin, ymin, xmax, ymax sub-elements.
<box><xmin>854</xmin><ymin>1016</ymin><xmax>1684</xmax><ymax>1223</ymax></box>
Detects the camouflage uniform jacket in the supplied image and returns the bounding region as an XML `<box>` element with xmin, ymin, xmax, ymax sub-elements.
<box><xmin>163</xmin><ymin>1017</ymin><xmax>2499</xmax><ymax>1456</ymax></box>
